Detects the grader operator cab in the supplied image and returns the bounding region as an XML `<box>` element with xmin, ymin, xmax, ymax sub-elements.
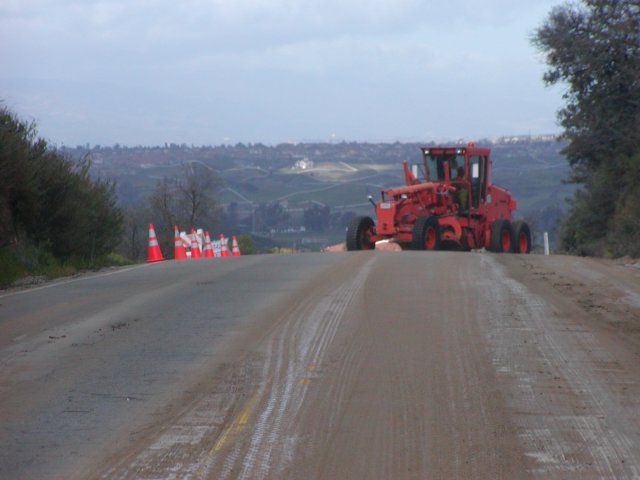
<box><xmin>346</xmin><ymin>144</ymin><xmax>531</xmax><ymax>253</ymax></box>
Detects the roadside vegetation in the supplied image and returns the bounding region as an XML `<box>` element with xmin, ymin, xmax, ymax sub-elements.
<box><xmin>0</xmin><ymin>106</ymin><xmax>125</xmax><ymax>288</ymax></box>
<box><xmin>534</xmin><ymin>0</ymin><xmax>640</xmax><ymax>257</ymax></box>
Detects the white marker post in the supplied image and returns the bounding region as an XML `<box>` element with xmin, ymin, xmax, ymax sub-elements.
<box><xmin>544</xmin><ymin>232</ymin><xmax>550</xmax><ymax>256</ymax></box>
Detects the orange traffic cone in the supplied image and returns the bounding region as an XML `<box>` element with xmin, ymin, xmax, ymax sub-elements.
<box><xmin>146</xmin><ymin>223</ymin><xmax>164</xmax><ymax>263</ymax></box>
<box><xmin>231</xmin><ymin>235</ymin><xmax>241</xmax><ymax>256</ymax></box>
<box><xmin>190</xmin><ymin>228</ymin><xmax>202</xmax><ymax>259</ymax></box>
<box><xmin>173</xmin><ymin>225</ymin><xmax>187</xmax><ymax>260</ymax></box>
<box><xmin>203</xmin><ymin>231</ymin><xmax>215</xmax><ymax>258</ymax></box>
<box><xmin>219</xmin><ymin>233</ymin><xmax>230</xmax><ymax>257</ymax></box>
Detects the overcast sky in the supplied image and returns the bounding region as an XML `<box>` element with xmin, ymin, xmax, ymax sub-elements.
<box><xmin>1</xmin><ymin>0</ymin><xmax>564</xmax><ymax>146</ymax></box>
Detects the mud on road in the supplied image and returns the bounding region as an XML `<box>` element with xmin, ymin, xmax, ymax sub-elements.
<box><xmin>98</xmin><ymin>253</ymin><xmax>640</xmax><ymax>479</ymax></box>
<box><xmin>1</xmin><ymin>252</ymin><xmax>640</xmax><ymax>479</ymax></box>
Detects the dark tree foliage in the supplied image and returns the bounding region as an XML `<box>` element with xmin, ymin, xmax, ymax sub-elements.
<box><xmin>236</xmin><ymin>234</ymin><xmax>256</xmax><ymax>255</ymax></box>
<box><xmin>304</xmin><ymin>204</ymin><xmax>331</xmax><ymax>232</ymax></box>
<box><xmin>0</xmin><ymin>107</ymin><xmax>122</xmax><ymax>260</ymax></box>
<box><xmin>254</xmin><ymin>202</ymin><xmax>289</xmax><ymax>233</ymax></box>
<box><xmin>533</xmin><ymin>0</ymin><xmax>640</xmax><ymax>256</ymax></box>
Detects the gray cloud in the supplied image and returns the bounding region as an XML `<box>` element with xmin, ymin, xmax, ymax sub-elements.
<box><xmin>0</xmin><ymin>0</ymin><xmax>563</xmax><ymax>145</ymax></box>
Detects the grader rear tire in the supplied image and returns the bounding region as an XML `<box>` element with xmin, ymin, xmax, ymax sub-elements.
<box><xmin>346</xmin><ymin>216</ymin><xmax>375</xmax><ymax>251</ymax></box>
<box><xmin>512</xmin><ymin>220</ymin><xmax>532</xmax><ymax>254</ymax></box>
<box><xmin>411</xmin><ymin>216</ymin><xmax>441</xmax><ymax>251</ymax></box>
<box><xmin>489</xmin><ymin>219</ymin><xmax>515</xmax><ymax>253</ymax></box>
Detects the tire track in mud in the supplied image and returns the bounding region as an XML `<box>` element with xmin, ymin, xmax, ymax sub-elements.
<box><xmin>211</xmin><ymin>255</ymin><xmax>375</xmax><ymax>479</ymax></box>
<box><xmin>481</xmin><ymin>255</ymin><xmax>640</xmax><ymax>478</ymax></box>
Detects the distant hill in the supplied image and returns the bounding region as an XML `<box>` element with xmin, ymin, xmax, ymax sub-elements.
<box><xmin>64</xmin><ymin>136</ymin><xmax>572</xmax><ymax>249</ymax></box>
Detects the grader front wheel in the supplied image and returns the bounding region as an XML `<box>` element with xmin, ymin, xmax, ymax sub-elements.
<box><xmin>346</xmin><ymin>216</ymin><xmax>375</xmax><ymax>251</ymax></box>
<box><xmin>411</xmin><ymin>216</ymin><xmax>441</xmax><ymax>251</ymax></box>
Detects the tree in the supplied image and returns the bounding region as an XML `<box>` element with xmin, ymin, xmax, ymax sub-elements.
<box><xmin>236</xmin><ymin>234</ymin><xmax>257</xmax><ymax>255</ymax></box>
<box><xmin>254</xmin><ymin>202</ymin><xmax>289</xmax><ymax>233</ymax></box>
<box><xmin>177</xmin><ymin>162</ymin><xmax>221</xmax><ymax>228</ymax></box>
<box><xmin>304</xmin><ymin>204</ymin><xmax>331</xmax><ymax>232</ymax></box>
<box><xmin>224</xmin><ymin>202</ymin><xmax>241</xmax><ymax>231</ymax></box>
<box><xmin>0</xmin><ymin>109</ymin><xmax>44</xmax><ymax>247</ymax></box>
<box><xmin>331</xmin><ymin>210</ymin><xmax>357</xmax><ymax>230</ymax></box>
<box><xmin>150</xmin><ymin>177</ymin><xmax>179</xmax><ymax>227</ymax></box>
<box><xmin>0</xmin><ymin>106</ymin><xmax>122</xmax><ymax>261</ymax></box>
<box><xmin>533</xmin><ymin>0</ymin><xmax>640</xmax><ymax>256</ymax></box>
<box><xmin>119</xmin><ymin>203</ymin><xmax>151</xmax><ymax>261</ymax></box>
<box><xmin>23</xmin><ymin>154</ymin><xmax>123</xmax><ymax>261</ymax></box>
<box><xmin>148</xmin><ymin>162</ymin><xmax>222</xmax><ymax>254</ymax></box>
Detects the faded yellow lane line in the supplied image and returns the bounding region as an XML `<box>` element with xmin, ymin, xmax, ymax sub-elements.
<box><xmin>212</xmin><ymin>391</ymin><xmax>258</xmax><ymax>454</ymax></box>
<box><xmin>298</xmin><ymin>363</ymin><xmax>318</xmax><ymax>385</ymax></box>
<box><xmin>193</xmin><ymin>391</ymin><xmax>259</xmax><ymax>477</ymax></box>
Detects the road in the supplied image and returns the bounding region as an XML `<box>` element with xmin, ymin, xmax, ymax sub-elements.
<box><xmin>1</xmin><ymin>251</ymin><xmax>640</xmax><ymax>479</ymax></box>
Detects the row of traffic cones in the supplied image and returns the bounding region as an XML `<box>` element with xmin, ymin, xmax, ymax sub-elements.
<box><xmin>147</xmin><ymin>224</ymin><xmax>242</xmax><ymax>263</ymax></box>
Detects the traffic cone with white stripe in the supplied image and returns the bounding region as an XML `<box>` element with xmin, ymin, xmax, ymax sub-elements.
<box><xmin>231</xmin><ymin>235</ymin><xmax>241</xmax><ymax>257</ymax></box>
<box><xmin>173</xmin><ymin>225</ymin><xmax>187</xmax><ymax>260</ymax></box>
<box><xmin>146</xmin><ymin>223</ymin><xmax>164</xmax><ymax>263</ymax></box>
<box><xmin>203</xmin><ymin>231</ymin><xmax>215</xmax><ymax>258</ymax></box>
<box><xmin>219</xmin><ymin>233</ymin><xmax>230</xmax><ymax>257</ymax></box>
<box><xmin>190</xmin><ymin>228</ymin><xmax>202</xmax><ymax>259</ymax></box>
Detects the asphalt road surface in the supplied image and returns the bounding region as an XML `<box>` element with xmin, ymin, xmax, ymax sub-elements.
<box><xmin>1</xmin><ymin>251</ymin><xmax>640</xmax><ymax>479</ymax></box>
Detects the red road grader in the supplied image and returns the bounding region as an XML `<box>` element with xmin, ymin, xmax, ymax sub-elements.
<box><xmin>346</xmin><ymin>144</ymin><xmax>531</xmax><ymax>253</ymax></box>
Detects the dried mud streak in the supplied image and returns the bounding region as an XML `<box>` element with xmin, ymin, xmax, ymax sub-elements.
<box><xmin>207</xmin><ymin>253</ymin><xmax>376</xmax><ymax>479</ymax></box>
<box><xmin>287</xmin><ymin>252</ymin><xmax>527</xmax><ymax>479</ymax></box>
<box><xmin>92</xmin><ymin>252</ymin><xmax>372</xmax><ymax>480</ymax></box>
<box><xmin>484</xmin><ymin>255</ymin><xmax>640</xmax><ymax>478</ymax></box>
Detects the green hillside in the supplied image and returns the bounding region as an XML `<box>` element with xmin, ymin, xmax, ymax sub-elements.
<box><xmin>65</xmin><ymin>137</ymin><xmax>570</xmax><ymax>252</ymax></box>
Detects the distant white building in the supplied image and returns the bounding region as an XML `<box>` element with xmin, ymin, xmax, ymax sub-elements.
<box><xmin>294</xmin><ymin>158</ymin><xmax>314</xmax><ymax>170</ymax></box>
